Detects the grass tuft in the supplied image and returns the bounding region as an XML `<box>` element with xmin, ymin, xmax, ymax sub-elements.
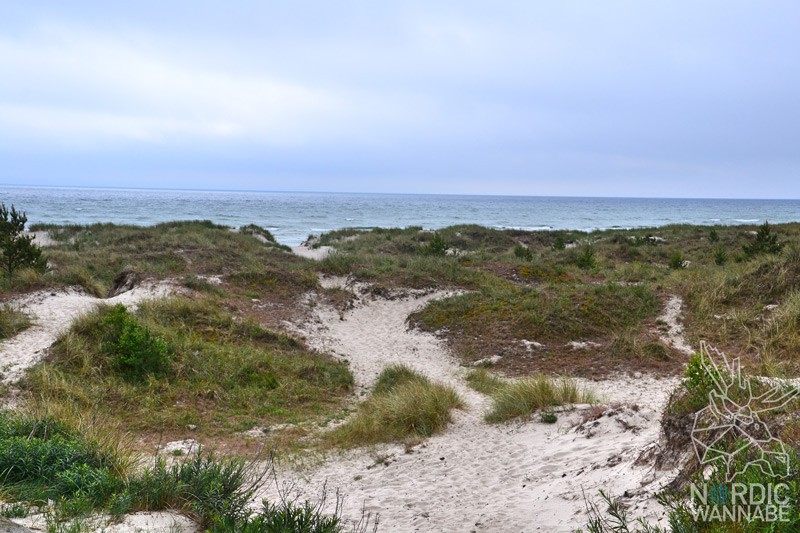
<box><xmin>484</xmin><ymin>374</ymin><xmax>595</xmax><ymax>423</ymax></box>
<box><xmin>0</xmin><ymin>304</ymin><xmax>31</xmax><ymax>340</ymax></box>
<box><xmin>328</xmin><ymin>366</ymin><xmax>463</xmax><ymax>447</ymax></box>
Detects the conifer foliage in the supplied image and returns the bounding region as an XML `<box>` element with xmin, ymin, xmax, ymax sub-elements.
<box><xmin>0</xmin><ymin>203</ymin><xmax>47</xmax><ymax>275</ymax></box>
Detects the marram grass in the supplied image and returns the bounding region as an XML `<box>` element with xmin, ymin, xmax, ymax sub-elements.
<box><xmin>328</xmin><ymin>365</ymin><xmax>464</xmax><ymax>447</ymax></box>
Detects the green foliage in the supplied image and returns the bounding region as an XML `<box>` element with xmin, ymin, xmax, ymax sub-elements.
<box><xmin>417</xmin><ymin>283</ymin><xmax>659</xmax><ymax>346</ymax></box>
<box><xmin>668</xmin><ymin>251</ymin><xmax>686</xmax><ymax>270</ymax></box>
<box><xmin>669</xmin><ymin>349</ymin><xmax>725</xmax><ymax>415</ymax></box>
<box><xmin>31</xmin><ymin>296</ymin><xmax>353</xmax><ymax>439</ymax></box>
<box><xmin>328</xmin><ymin>366</ymin><xmax>463</xmax><ymax>447</ymax></box>
<box><xmin>420</xmin><ymin>232</ymin><xmax>449</xmax><ymax>256</ymax></box>
<box><xmin>708</xmin><ymin>228</ymin><xmax>719</xmax><ymax>243</ymax></box>
<box><xmin>484</xmin><ymin>375</ymin><xmax>594</xmax><ymax>423</ymax></box>
<box><xmin>373</xmin><ymin>364</ymin><xmax>427</xmax><ymax>395</ymax></box>
<box><xmin>465</xmin><ymin>369</ymin><xmax>506</xmax><ymax>395</ymax></box>
<box><xmin>713</xmin><ymin>247</ymin><xmax>727</xmax><ymax>266</ymax></box>
<box><xmin>552</xmin><ymin>235</ymin><xmax>566</xmax><ymax>250</ymax></box>
<box><xmin>0</xmin><ymin>203</ymin><xmax>47</xmax><ymax>275</ymax></box>
<box><xmin>102</xmin><ymin>304</ymin><xmax>172</xmax><ymax>381</ymax></box>
<box><xmin>0</xmin><ymin>305</ymin><xmax>31</xmax><ymax>340</ymax></box>
<box><xmin>539</xmin><ymin>411</ymin><xmax>557</xmax><ymax>424</ymax></box>
<box><xmin>513</xmin><ymin>245</ymin><xmax>534</xmax><ymax>261</ymax></box>
<box><xmin>583</xmin><ymin>489</ymin><xmax>666</xmax><ymax>532</ymax></box>
<box><xmin>213</xmin><ymin>499</ymin><xmax>347</xmax><ymax>533</ymax></box>
<box><xmin>743</xmin><ymin>221</ymin><xmax>783</xmax><ymax>258</ymax></box>
<box><xmin>575</xmin><ymin>245</ymin><xmax>597</xmax><ymax>270</ymax></box>
<box><xmin>0</xmin><ymin>411</ymin><xmax>124</xmax><ymax>509</ymax></box>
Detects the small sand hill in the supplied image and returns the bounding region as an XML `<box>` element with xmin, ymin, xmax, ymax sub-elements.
<box><xmin>265</xmin><ymin>278</ymin><xmax>685</xmax><ymax>532</ymax></box>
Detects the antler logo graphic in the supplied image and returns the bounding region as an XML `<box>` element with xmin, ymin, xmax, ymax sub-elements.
<box><xmin>691</xmin><ymin>343</ymin><xmax>799</xmax><ymax>482</ymax></box>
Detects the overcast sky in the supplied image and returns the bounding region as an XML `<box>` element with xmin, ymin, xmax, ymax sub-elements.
<box><xmin>2</xmin><ymin>1</ymin><xmax>799</xmax><ymax>197</ymax></box>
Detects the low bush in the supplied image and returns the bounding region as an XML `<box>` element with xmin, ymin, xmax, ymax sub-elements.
<box><xmin>669</xmin><ymin>251</ymin><xmax>686</xmax><ymax>270</ymax></box>
<box><xmin>743</xmin><ymin>221</ymin><xmax>783</xmax><ymax>258</ymax></box>
<box><xmin>575</xmin><ymin>245</ymin><xmax>597</xmax><ymax>270</ymax></box>
<box><xmin>102</xmin><ymin>304</ymin><xmax>172</xmax><ymax>381</ymax></box>
<box><xmin>465</xmin><ymin>368</ymin><xmax>506</xmax><ymax>395</ymax></box>
<box><xmin>513</xmin><ymin>245</ymin><xmax>534</xmax><ymax>262</ymax></box>
<box><xmin>419</xmin><ymin>233</ymin><xmax>449</xmax><ymax>256</ymax></box>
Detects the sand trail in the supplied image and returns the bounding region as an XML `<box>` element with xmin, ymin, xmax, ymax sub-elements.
<box><xmin>266</xmin><ymin>280</ymin><xmax>683</xmax><ymax>532</ymax></box>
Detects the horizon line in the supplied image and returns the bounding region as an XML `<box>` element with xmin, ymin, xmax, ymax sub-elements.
<box><xmin>1</xmin><ymin>182</ymin><xmax>799</xmax><ymax>202</ymax></box>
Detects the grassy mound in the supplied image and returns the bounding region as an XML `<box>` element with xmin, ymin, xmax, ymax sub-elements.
<box><xmin>327</xmin><ymin>365</ymin><xmax>463</xmax><ymax>447</ymax></box>
<box><xmin>24</xmin><ymin>296</ymin><xmax>353</xmax><ymax>440</ymax></box>
<box><xmin>467</xmin><ymin>369</ymin><xmax>595</xmax><ymax>423</ymax></box>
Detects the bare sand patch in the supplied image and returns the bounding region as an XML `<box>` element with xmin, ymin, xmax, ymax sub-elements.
<box><xmin>292</xmin><ymin>244</ymin><xmax>334</xmax><ymax>260</ymax></box>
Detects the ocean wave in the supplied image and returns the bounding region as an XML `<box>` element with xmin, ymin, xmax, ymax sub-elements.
<box><xmin>734</xmin><ymin>218</ymin><xmax>759</xmax><ymax>223</ymax></box>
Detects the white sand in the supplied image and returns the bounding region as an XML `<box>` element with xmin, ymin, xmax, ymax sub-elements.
<box><xmin>262</xmin><ymin>280</ymin><xmax>683</xmax><ymax>532</ymax></box>
<box><xmin>0</xmin><ymin>281</ymin><xmax>177</xmax><ymax>387</ymax></box>
<box><xmin>16</xmin><ymin>511</ymin><xmax>198</xmax><ymax>533</ymax></box>
<box><xmin>24</xmin><ymin>231</ymin><xmax>58</xmax><ymax>247</ymax></box>
<box><xmin>292</xmin><ymin>244</ymin><xmax>334</xmax><ymax>260</ymax></box>
<box><xmin>658</xmin><ymin>295</ymin><xmax>694</xmax><ymax>356</ymax></box>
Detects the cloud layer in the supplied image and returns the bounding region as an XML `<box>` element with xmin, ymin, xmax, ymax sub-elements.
<box><xmin>2</xmin><ymin>2</ymin><xmax>799</xmax><ymax>197</ymax></box>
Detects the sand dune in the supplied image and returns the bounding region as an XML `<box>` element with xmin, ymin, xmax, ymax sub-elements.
<box><xmin>265</xmin><ymin>279</ymin><xmax>683</xmax><ymax>532</ymax></box>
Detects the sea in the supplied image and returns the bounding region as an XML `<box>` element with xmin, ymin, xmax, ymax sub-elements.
<box><xmin>2</xmin><ymin>186</ymin><xmax>799</xmax><ymax>247</ymax></box>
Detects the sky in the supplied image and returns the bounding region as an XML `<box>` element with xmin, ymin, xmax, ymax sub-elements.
<box><xmin>1</xmin><ymin>1</ymin><xmax>800</xmax><ymax>198</ymax></box>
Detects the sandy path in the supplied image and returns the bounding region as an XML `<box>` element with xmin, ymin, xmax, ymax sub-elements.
<box><xmin>0</xmin><ymin>281</ymin><xmax>176</xmax><ymax>387</ymax></box>
<box><xmin>658</xmin><ymin>295</ymin><xmax>694</xmax><ymax>356</ymax></box>
<box><xmin>264</xmin><ymin>281</ymin><xmax>682</xmax><ymax>532</ymax></box>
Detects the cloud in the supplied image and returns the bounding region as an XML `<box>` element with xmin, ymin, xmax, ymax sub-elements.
<box><xmin>1</xmin><ymin>2</ymin><xmax>800</xmax><ymax>197</ymax></box>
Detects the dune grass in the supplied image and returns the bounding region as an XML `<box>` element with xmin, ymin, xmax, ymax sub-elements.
<box><xmin>465</xmin><ymin>368</ymin><xmax>506</xmax><ymax>395</ymax></box>
<box><xmin>465</xmin><ymin>369</ymin><xmax>595</xmax><ymax>423</ymax></box>
<box><xmin>7</xmin><ymin>221</ymin><xmax>317</xmax><ymax>299</ymax></box>
<box><xmin>327</xmin><ymin>365</ymin><xmax>464</xmax><ymax>448</ymax></box>
<box><xmin>0</xmin><ymin>410</ymin><xmax>371</xmax><ymax>532</ymax></box>
<box><xmin>23</xmin><ymin>296</ymin><xmax>353</xmax><ymax>441</ymax></box>
<box><xmin>0</xmin><ymin>304</ymin><xmax>31</xmax><ymax>340</ymax></box>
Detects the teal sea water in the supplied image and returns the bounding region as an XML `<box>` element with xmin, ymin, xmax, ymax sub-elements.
<box><xmin>2</xmin><ymin>186</ymin><xmax>799</xmax><ymax>246</ymax></box>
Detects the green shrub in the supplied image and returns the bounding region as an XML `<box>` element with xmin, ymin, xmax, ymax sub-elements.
<box><xmin>743</xmin><ymin>221</ymin><xmax>783</xmax><ymax>258</ymax></box>
<box><xmin>708</xmin><ymin>228</ymin><xmax>719</xmax><ymax>243</ymax></box>
<box><xmin>668</xmin><ymin>251</ymin><xmax>686</xmax><ymax>270</ymax></box>
<box><xmin>0</xmin><ymin>411</ymin><xmax>124</xmax><ymax>508</ymax></box>
<box><xmin>513</xmin><ymin>245</ymin><xmax>534</xmax><ymax>261</ymax></box>
<box><xmin>373</xmin><ymin>364</ymin><xmax>427</xmax><ymax>395</ymax></box>
<box><xmin>539</xmin><ymin>411</ymin><xmax>558</xmax><ymax>424</ymax></box>
<box><xmin>713</xmin><ymin>247</ymin><xmax>727</xmax><ymax>266</ymax></box>
<box><xmin>575</xmin><ymin>245</ymin><xmax>597</xmax><ymax>270</ymax></box>
<box><xmin>420</xmin><ymin>233</ymin><xmax>448</xmax><ymax>256</ymax></box>
<box><xmin>0</xmin><ymin>203</ymin><xmax>47</xmax><ymax>275</ymax></box>
<box><xmin>213</xmin><ymin>499</ymin><xmax>345</xmax><ymax>532</ymax></box>
<box><xmin>102</xmin><ymin>304</ymin><xmax>172</xmax><ymax>381</ymax></box>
